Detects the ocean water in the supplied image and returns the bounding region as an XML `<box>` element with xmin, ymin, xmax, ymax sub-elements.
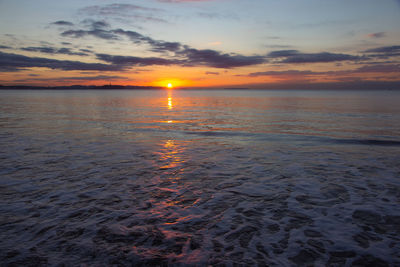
<box><xmin>0</xmin><ymin>89</ymin><xmax>399</xmax><ymax>266</ymax></box>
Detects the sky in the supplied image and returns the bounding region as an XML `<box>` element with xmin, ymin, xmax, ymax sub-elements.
<box><xmin>0</xmin><ymin>0</ymin><xmax>399</xmax><ymax>89</ymax></box>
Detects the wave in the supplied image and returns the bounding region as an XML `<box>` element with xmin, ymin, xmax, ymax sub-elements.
<box><xmin>184</xmin><ymin>130</ymin><xmax>400</xmax><ymax>147</ymax></box>
<box><xmin>329</xmin><ymin>138</ymin><xmax>400</xmax><ymax>146</ymax></box>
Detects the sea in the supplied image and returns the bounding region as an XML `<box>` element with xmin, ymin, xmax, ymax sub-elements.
<box><xmin>0</xmin><ymin>89</ymin><xmax>399</xmax><ymax>266</ymax></box>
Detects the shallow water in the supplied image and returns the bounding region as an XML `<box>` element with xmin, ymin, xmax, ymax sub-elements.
<box><xmin>0</xmin><ymin>89</ymin><xmax>400</xmax><ymax>266</ymax></box>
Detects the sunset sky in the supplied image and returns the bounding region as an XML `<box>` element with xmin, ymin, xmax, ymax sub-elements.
<box><xmin>0</xmin><ymin>0</ymin><xmax>399</xmax><ymax>88</ymax></box>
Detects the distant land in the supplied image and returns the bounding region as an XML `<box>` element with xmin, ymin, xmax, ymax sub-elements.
<box><xmin>0</xmin><ymin>84</ymin><xmax>163</xmax><ymax>90</ymax></box>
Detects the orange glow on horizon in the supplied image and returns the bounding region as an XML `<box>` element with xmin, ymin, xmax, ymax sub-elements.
<box><xmin>153</xmin><ymin>78</ymin><xmax>188</xmax><ymax>88</ymax></box>
<box><xmin>4</xmin><ymin>63</ymin><xmax>395</xmax><ymax>88</ymax></box>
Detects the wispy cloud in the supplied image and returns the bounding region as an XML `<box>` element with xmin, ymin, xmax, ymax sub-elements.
<box><xmin>362</xmin><ymin>45</ymin><xmax>400</xmax><ymax>60</ymax></box>
<box><xmin>80</xmin><ymin>4</ymin><xmax>161</xmax><ymax>15</ymax></box>
<box><xmin>240</xmin><ymin>64</ymin><xmax>400</xmax><ymax>78</ymax></box>
<box><xmin>51</xmin><ymin>20</ymin><xmax>74</xmax><ymax>26</ymax></box>
<box><xmin>158</xmin><ymin>0</ymin><xmax>215</xmax><ymax>2</ymax></box>
<box><xmin>264</xmin><ymin>45</ymin><xmax>293</xmax><ymax>49</ymax></box>
<box><xmin>60</xmin><ymin>75</ymin><xmax>130</xmax><ymax>81</ymax></box>
<box><xmin>367</xmin><ymin>32</ymin><xmax>386</xmax><ymax>39</ymax></box>
<box><xmin>112</xmin><ymin>29</ymin><xmax>182</xmax><ymax>52</ymax></box>
<box><xmin>81</xmin><ymin>19</ymin><xmax>111</xmax><ymax>30</ymax></box>
<box><xmin>60</xmin><ymin>25</ymin><xmax>267</xmax><ymax>68</ymax></box>
<box><xmin>96</xmin><ymin>53</ymin><xmax>180</xmax><ymax>67</ymax></box>
<box><xmin>61</xmin><ymin>29</ymin><xmax>120</xmax><ymax>40</ymax></box>
<box><xmin>196</xmin><ymin>12</ymin><xmax>238</xmax><ymax>20</ymax></box>
<box><xmin>79</xmin><ymin>4</ymin><xmax>167</xmax><ymax>24</ymax></box>
<box><xmin>14</xmin><ymin>75</ymin><xmax>129</xmax><ymax>82</ymax></box>
<box><xmin>0</xmin><ymin>51</ymin><xmax>123</xmax><ymax>72</ymax></box>
<box><xmin>6</xmin><ymin>17</ymin><xmax>385</xmax><ymax>74</ymax></box>
<box><xmin>267</xmin><ymin>50</ymin><xmax>298</xmax><ymax>58</ymax></box>
<box><xmin>267</xmin><ymin>50</ymin><xmax>361</xmax><ymax>63</ymax></box>
<box><xmin>178</xmin><ymin>47</ymin><xmax>266</xmax><ymax>68</ymax></box>
<box><xmin>356</xmin><ymin>64</ymin><xmax>400</xmax><ymax>73</ymax></box>
<box><xmin>95</xmin><ymin>47</ymin><xmax>266</xmax><ymax>69</ymax></box>
<box><xmin>241</xmin><ymin>70</ymin><xmax>317</xmax><ymax>77</ymax></box>
<box><xmin>79</xmin><ymin>48</ymin><xmax>93</xmax><ymax>53</ymax></box>
<box><xmin>20</xmin><ymin>46</ymin><xmax>89</xmax><ymax>56</ymax></box>
<box><xmin>364</xmin><ymin>45</ymin><xmax>400</xmax><ymax>55</ymax></box>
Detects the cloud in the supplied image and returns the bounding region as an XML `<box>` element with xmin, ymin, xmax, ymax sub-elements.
<box><xmin>95</xmin><ymin>47</ymin><xmax>266</xmax><ymax>69</ymax></box>
<box><xmin>0</xmin><ymin>45</ymin><xmax>11</xmax><ymax>49</ymax></box>
<box><xmin>61</xmin><ymin>29</ymin><xmax>120</xmax><ymax>40</ymax></box>
<box><xmin>51</xmin><ymin>21</ymin><xmax>74</xmax><ymax>26</ymax></box>
<box><xmin>149</xmin><ymin>40</ymin><xmax>183</xmax><ymax>53</ymax></box>
<box><xmin>246</xmin><ymin>81</ymin><xmax>400</xmax><ymax>90</ymax></box>
<box><xmin>81</xmin><ymin>4</ymin><xmax>160</xmax><ymax>15</ymax></box>
<box><xmin>79</xmin><ymin>48</ymin><xmax>93</xmax><ymax>53</ymax></box>
<box><xmin>0</xmin><ymin>51</ymin><xmax>123</xmax><ymax>72</ymax></box>
<box><xmin>243</xmin><ymin>70</ymin><xmax>317</xmax><ymax>77</ymax></box>
<box><xmin>363</xmin><ymin>45</ymin><xmax>400</xmax><ymax>55</ymax></box>
<box><xmin>61</xmin><ymin>26</ymin><xmax>267</xmax><ymax>68</ymax></box>
<box><xmin>267</xmin><ymin>50</ymin><xmax>361</xmax><ymax>63</ymax></box>
<box><xmin>110</xmin><ymin>29</ymin><xmax>149</xmax><ymax>43</ymax></box>
<box><xmin>80</xmin><ymin>4</ymin><xmax>167</xmax><ymax>23</ymax></box>
<box><xmin>158</xmin><ymin>0</ymin><xmax>214</xmax><ymax>2</ymax></box>
<box><xmin>14</xmin><ymin>75</ymin><xmax>129</xmax><ymax>83</ymax></box>
<box><xmin>65</xmin><ymin>27</ymin><xmax>182</xmax><ymax>53</ymax></box>
<box><xmin>62</xmin><ymin>75</ymin><xmax>129</xmax><ymax>81</ymax></box>
<box><xmin>60</xmin><ymin>20</ymin><xmax>118</xmax><ymax>40</ymax></box>
<box><xmin>108</xmin><ymin>29</ymin><xmax>182</xmax><ymax>52</ymax></box>
<box><xmin>355</xmin><ymin>64</ymin><xmax>400</xmax><ymax>73</ymax></box>
<box><xmin>367</xmin><ymin>32</ymin><xmax>386</xmax><ymax>39</ymax></box>
<box><xmin>241</xmin><ymin>64</ymin><xmax>400</xmax><ymax>78</ymax></box>
<box><xmin>62</xmin><ymin>28</ymin><xmax>158</xmax><ymax>45</ymax></box>
<box><xmin>179</xmin><ymin>47</ymin><xmax>266</xmax><ymax>68</ymax></box>
<box><xmin>264</xmin><ymin>45</ymin><xmax>293</xmax><ymax>49</ymax></box>
<box><xmin>55</xmin><ymin>75</ymin><xmax>128</xmax><ymax>81</ymax></box>
<box><xmin>282</xmin><ymin>52</ymin><xmax>360</xmax><ymax>63</ymax></box>
<box><xmin>20</xmin><ymin>46</ymin><xmax>89</xmax><ymax>56</ymax></box>
<box><xmin>267</xmin><ymin>50</ymin><xmax>299</xmax><ymax>58</ymax></box>
<box><xmin>205</xmin><ymin>71</ymin><xmax>219</xmax><ymax>75</ymax></box>
<box><xmin>81</xmin><ymin>19</ymin><xmax>111</xmax><ymax>29</ymax></box>
<box><xmin>60</xmin><ymin>21</ymin><xmax>368</xmax><ymax>69</ymax></box>
<box><xmin>96</xmin><ymin>53</ymin><xmax>180</xmax><ymax>66</ymax></box>
<box><xmin>197</xmin><ymin>12</ymin><xmax>238</xmax><ymax>20</ymax></box>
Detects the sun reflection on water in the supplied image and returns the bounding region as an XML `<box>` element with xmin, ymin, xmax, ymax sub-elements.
<box><xmin>167</xmin><ymin>91</ymin><xmax>173</xmax><ymax>110</ymax></box>
<box><xmin>158</xmin><ymin>139</ymin><xmax>183</xmax><ymax>170</ymax></box>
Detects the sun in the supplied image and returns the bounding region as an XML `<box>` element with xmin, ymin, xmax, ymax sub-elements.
<box><xmin>167</xmin><ymin>83</ymin><xmax>173</xmax><ymax>89</ymax></box>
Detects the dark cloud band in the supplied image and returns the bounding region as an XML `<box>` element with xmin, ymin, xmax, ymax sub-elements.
<box><xmin>0</xmin><ymin>51</ymin><xmax>123</xmax><ymax>72</ymax></box>
<box><xmin>267</xmin><ymin>50</ymin><xmax>361</xmax><ymax>64</ymax></box>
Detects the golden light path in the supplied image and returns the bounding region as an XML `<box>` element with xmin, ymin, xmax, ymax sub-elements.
<box><xmin>168</xmin><ymin>96</ymin><xmax>172</xmax><ymax>110</ymax></box>
<box><xmin>167</xmin><ymin>89</ymin><xmax>173</xmax><ymax>110</ymax></box>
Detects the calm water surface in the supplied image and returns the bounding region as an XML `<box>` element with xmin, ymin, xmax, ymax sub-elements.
<box><xmin>1</xmin><ymin>89</ymin><xmax>400</xmax><ymax>266</ymax></box>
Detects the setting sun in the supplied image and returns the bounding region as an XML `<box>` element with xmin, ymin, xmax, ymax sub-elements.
<box><xmin>167</xmin><ymin>83</ymin><xmax>173</xmax><ymax>89</ymax></box>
